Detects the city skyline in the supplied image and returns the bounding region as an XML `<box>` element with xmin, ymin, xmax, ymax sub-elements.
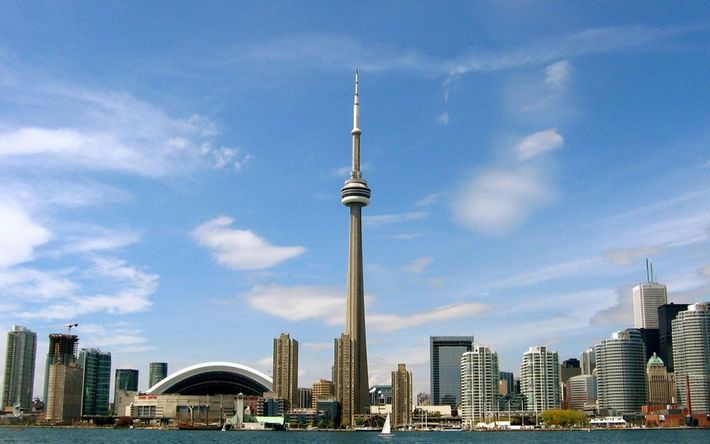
<box><xmin>0</xmin><ymin>2</ymin><xmax>709</xmax><ymax>400</ymax></box>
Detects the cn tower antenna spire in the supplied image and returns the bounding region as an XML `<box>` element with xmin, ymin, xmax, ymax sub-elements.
<box><xmin>351</xmin><ymin>69</ymin><xmax>362</xmax><ymax>179</ymax></box>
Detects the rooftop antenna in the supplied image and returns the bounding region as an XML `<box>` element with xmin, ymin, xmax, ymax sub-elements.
<box><xmin>650</xmin><ymin>260</ymin><xmax>655</xmax><ymax>283</ymax></box>
<box><xmin>645</xmin><ymin>258</ymin><xmax>651</xmax><ymax>282</ymax></box>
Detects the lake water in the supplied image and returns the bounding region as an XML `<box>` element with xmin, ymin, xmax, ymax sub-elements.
<box><xmin>0</xmin><ymin>428</ymin><xmax>709</xmax><ymax>444</ymax></box>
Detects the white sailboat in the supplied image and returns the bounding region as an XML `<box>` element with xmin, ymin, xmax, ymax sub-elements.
<box><xmin>380</xmin><ymin>412</ymin><xmax>392</xmax><ymax>436</ymax></box>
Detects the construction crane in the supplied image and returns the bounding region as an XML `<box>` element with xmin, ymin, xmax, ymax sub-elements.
<box><xmin>49</xmin><ymin>323</ymin><xmax>78</xmax><ymax>334</ymax></box>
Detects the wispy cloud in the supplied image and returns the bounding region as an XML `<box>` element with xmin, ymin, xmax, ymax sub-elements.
<box><xmin>192</xmin><ymin>216</ymin><xmax>305</xmax><ymax>271</ymax></box>
<box><xmin>452</xmin><ymin>167</ymin><xmax>556</xmax><ymax>235</ymax></box>
<box><xmin>404</xmin><ymin>257</ymin><xmax>433</xmax><ymax>274</ymax></box>
<box><xmin>604</xmin><ymin>245</ymin><xmax>661</xmax><ymax>267</ymax></box>
<box><xmin>242</xmin><ymin>284</ymin><xmax>344</xmax><ymax>324</ymax></box>
<box><xmin>369</xmin><ymin>302</ymin><xmax>490</xmax><ymax>333</ymax></box>
<box><xmin>16</xmin><ymin>257</ymin><xmax>158</xmax><ymax>320</ymax></box>
<box><xmin>79</xmin><ymin>323</ymin><xmax>152</xmax><ymax>352</ymax></box>
<box><xmin>437</xmin><ymin>112</ymin><xmax>450</xmax><ymax>125</ymax></box>
<box><xmin>363</xmin><ymin>211</ymin><xmax>426</xmax><ymax>227</ymax></box>
<box><xmin>545</xmin><ymin>60</ymin><xmax>571</xmax><ymax>88</ymax></box>
<box><xmin>515</xmin><ymin>128</ymin><xmax>564</xmax><ymax>161</ymax></box>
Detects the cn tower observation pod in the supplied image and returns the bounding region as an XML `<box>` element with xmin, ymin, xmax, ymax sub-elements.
<box><xmin>146</xmin><ymin>361</ymin><xmax>272</xmax><ymax>396</ymax></box>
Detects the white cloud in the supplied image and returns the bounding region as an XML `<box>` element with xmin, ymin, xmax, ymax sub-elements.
<box><xmin>545</xmin><ymin>60</ymin><xmax>571</xmax><ymax>88</ymax></box>
<box><xmin>369</xmin><ymin>302</ymin><xmax>490</xmax><ymax>333</ymax></box>
<box><xmin>242</xmin><ymin>284</ymin><xmax>344</xmax><ymax>324</ymax></box>
<box><xmin>0</xmin><ymin>201</ymin><xmax>51</xmax><ymax>268</ymax></box>
<box><xmin>16</xmin><ymin>257</ymin><xmax>158</xmax><ymax>320</ymax></box>
<box><xmin>0</xmin><ymin>85</ymin><xmax>251</xmax><ymax>176</ymax></box>
<box><xmin>437</xmin><ymin>112</ymin><xmax>450</xmax><ymax>125</ymax></box>
<box><xmin>192</xmin><ymin>216</ymin><xmax>305</xmax><ymax>271</ymax></box>
<box><xmin>515</xmin><ymin>128</ymin><xmax>564</xmax><ymax>160</ymax></box>
<box><xmin>415</xmin><ymin>193</ymin><xmax>441</xmax><ymax>207</ymax></box>
<box><xmin>604</xmin><ymin>245</ymin><xmax>661</xmax><ymax>267</ymax></box>
<box><xmin>452</xmin><ymin>168</ymin><xmax>556</xmax><ymax>235</ymax></box>
<box><xmin>0</xmin><ymin>268</ymin><xmax>76</xmax><ymax>302</ymax></box>
<box><xmin>79</xmin><ymin>323</ymin><xmax>151</xmax><ymax>351</ymax></box>
<box><xmin>363</xmin><ymin>211</ymin><xmax>426</xmax><ymax>227</ymax></box>
<box><xmin>404</xmin><ymin>257</ymin><xmax>433</xmax><ymax>274</ymax></box>
<box><xmin>57</xmin><ymin>225</ymin><xmax>141</xmax><ymax>255</ymax></box>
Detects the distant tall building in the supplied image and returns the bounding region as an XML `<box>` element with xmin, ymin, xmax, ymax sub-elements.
<box><xmin>520</xmin><ymin>346</ymin><xmax>560</xmax><ymax>413</ymax></box>
<box><xmin>45</xmin><ymin>333</ymin><xmax>81</xmax><ymax>423</ymax></box>
<box><xmin>114</xmin><ymin>369</ymin><xmax>139</xmax><ymax>415</ymax></box>
<box><xmin>148</xmin><ymin>362</ymin><xmax>168</xmax><ymax>388</ymax></box>
<box><xmin>658</xmin><ymin>303</ymin><xmax>688</xmax><ymax>372</ymax></box>
<box><xmin>297</xmin><ymin>387</ymin><xmax>312</xmax><ymax>409</ymax></box>
<box><xmin>430</xmin><ymin>336</ymin><xmax>474</xmax><ymax>408</ymax></box>
<box><xmin>334</xmin><ymin>72</ymin><xmax>372</xmax><ymax>427</ymax></box>
<box><xmin>632</xmin><ymin>260</ymin><xmax>667</xmax><ymax>329</ymax></box>
<box><xmin>567</xmin><ymin>374</ymin><xmax>597</xmax><ymax>412</ymax></box>
<box><xmin>311</xmin><ymin>379</ymin><xmax>335</xmax><ymax>409</ymax></box>
<box><xmin>596</xmin><ymin>329</ymin><xmax>647</xmax><ymax>415</ymax></box>
<box><xmin>579</xmin><ymin>347</ymin><xmax>596</xmax><ymax>375</ymax></box>
<box><xmin>646</xmin><ymin>353</ymin><xmax>676</xmax><ymax>405</ymax></box>
<box><xmin>461</xmin><ymin>346</ymin><xmax>499</xmax><ymax>427</ymax></box>
<box><xmin>78</xmin><ymin>348</ymin><xmax>111</xmax><ymax>416</ymax></box>
<box><xmin>672</xmin><ymin>302</ymin><xmax>710</xmax><ymax>413</ymax></box>
<box><xmin>43</xmin><ymin>333</ymin><xmax>78</xmax><ymax>406</ymax></box>
<box><xmin>499</xmin><ymin>371</ymin><xmax>514</xmax><ymax>396</ymax></box>
<box><xmin>273</xmin><ymin>333</ymin><xmax>298</xmax><ymax>410</ymax></box>
<box><xmin>391</xmin><ymin>364</ymin><xmax>412</xmax><ymax>428</ymax></box>
<box><xmin>2</xmin><ymin>325</ymin><xmax>36</xmax><ymax>412</ymax></box>
<box><xmin>638</xmin><ymin>328</ymin><xmax>660</xmax><ymax>362</ymax></box>
<box><xmin>560</xmin><ymin>358</ymin><xmax>582</xmax><ymax>408</ymax></box>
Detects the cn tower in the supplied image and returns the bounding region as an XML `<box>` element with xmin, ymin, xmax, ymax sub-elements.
<box><xmin>335</xmin><ymin>71</ymin><xmax>371</xmax><ymax>425</ymax></box>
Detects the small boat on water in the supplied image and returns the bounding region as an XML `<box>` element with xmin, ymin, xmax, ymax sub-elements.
<box><xmin>380</xmin><ymin>413</ymin><xmax>392</xmax><ymax>437</ymax></box>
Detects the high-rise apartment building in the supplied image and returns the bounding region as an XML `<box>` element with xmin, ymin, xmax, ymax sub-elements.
<box><xmin>658</xmin><ymin>303</ymin><xmax>688</xmax><ymax>372</ymax></box>
<box><xmin>520</xmin><ymin>346</ymin><xmax>560</xmax><ymax>413</ymax></box>
<box><xmin>78</xmin><ymin>348</ymin><xmax>111</xmax><ymax>416</ymax></box>
<box><xmin>334</xmin><ymin>72</ymin><xmax>372</xmax><ymax>427</ymax></box>
<box><xmin>646</xmin><ymin>353</ymin><xmax>676</xmax><ymax>405</ymax></box>
<box><xmin>311</xmin><ymin>379</ymin><xmax>335</xmax><ymax>409</ymax></box>
<box><xmin>430</xmin><ymin>336</ymin><xmax>474</xmax><ymax>408</ymax></box>
<box><xmin>148</xmin><ymin>362</ymin><xmax>168</xmax><ymax>388</ymax></box>
<box><xmin>596</xmin><ymin>329</ymin><xmax>647</xmax><ymax>414</ymax></box>
<box><xmin>391</xmin><ymin>364</ymin><xmax>412</xmax><ymax>428</ymax></box>
<box><xmin>273</xmin><ymin>333</ymin><xmax>298</xmax><ymax>411</ymax></box>
<box><xmin>632</xmin><ymin>261</ymin><xmax>667</xmax><ymax>329</ymax></box>
<box><xmin>43</xmin><ymin>333</ymin><xmax>79</xmax><ymax>403</ymax></box>
<box><xmin>2</xmin><ymin>325</ymin><xmax>36</xmax><ymax>412</ymax></box>
<box><xmin>579</xmin><ymin>347</ymin><xmax>596</xmax><ymax>375</ymax></box>
<box><xmin>461</xmin><ymin>346</ymin><xmax>499</xmax><ymax>427</ymax></box>
<box><xmin>672</xmin><ymin>302</ymin><xmax>710</xmax><ymax>413</ymax></box>
<box><xmin>114</xmin><ymin>369</ymin><xmax>139</xmax><ymax>415</ymax></box>
<box><xmin>45</xmin><ymin>333</ymin><xmax>81</xmax><ymax>423</ymax></box>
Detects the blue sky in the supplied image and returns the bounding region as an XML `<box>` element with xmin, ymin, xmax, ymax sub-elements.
<box><xmin>1</xmin><ymin>1</ymin><xmax>709</xmax><ymax>399</ymax></box>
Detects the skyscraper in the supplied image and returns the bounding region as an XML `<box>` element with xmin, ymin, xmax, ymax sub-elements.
<box><xmin>595</xmin><ymin>329</ymin><xmax>647</xmax><ymax>415</ymax></box>
<box><xmin>114</xmin><ymin>369</ymin><xmax>139</xmax><ymax>415</ymax></box>
<box><xmin>2</xmin><ymin>325</ymin><xmax>37</xmax><ymax>412</ymax></box>
<box><xmin>391</xmin><ymin>364</ymin><xmax>412</xmax><ymax>428</ymax></box>
<box><xmin>44</xmin><ymin>333</ymin><xmax>79</xmax><ymax>406</ymax></box>
<box><xmin>632</xmin><ymin>259</ymin><xmax>667</xmax><ymax>329</ymax></box>
<box><xmin>78</xmin><ymin>348</ymin><xmax>111</xmax><ymax>416</ymax></box>
<box><xmin>334</xmin><ymin>72</ymin><xmax>371</xmax><ymax>427</ymax></box>
<box><xmin>430</xmin><ymin>336</ymin><xmax>474</xmax><ymax>408</ymax></box>
<box><xmin>672</xmin><ymin>302</ymin><xmax>710</xmax><ymax>413</ymax></box>
<box><xmin>579</xmin><ymin>347</ymin><xmax>596</xmax><ymax>375</ymax></box>
<box><xmin>461</xmin><ymin>346</ymin><xmax>499</xmax><ymax>427</ymax></box>
<box><xmin>273</xmin><ymin>333</ymin><xmax>298</xmax><ymax>410</ymax></box>
<box><xmin>45</xmin><ymin>333</ymin><xmax>81</xmax><ymax>423</ymax></box>
<box><xmin>149</xmin><ymin>362</ymin><xmax>168</xmax><ymax>388</ymax></box>
<box><xmin>658</xmin><ymin>302</ymin><xmax>688</xmax><ymax>372</ymax></box>
<box><xmin>520</xmin><ymin>346</ymin><xmax>561</xmax><ymax>413</ymax></box>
